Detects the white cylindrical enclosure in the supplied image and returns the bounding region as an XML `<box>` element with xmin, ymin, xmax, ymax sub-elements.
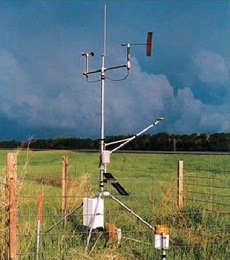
<box><xmin>154</xmin><ymin>225</ymin><xmax>170</xmax><ymax>250</ymax></box>
<box><xmin>154</xmin><ymin>234</ymin><xmax>169</xmax><ymax>249</ymax></box>
<box><xmin>101</xmin><ymin>150</ymin><xmax>111</xmax><ymax>164</ymax></box>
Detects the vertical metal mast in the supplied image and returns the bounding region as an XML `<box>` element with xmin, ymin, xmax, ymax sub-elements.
<box><xmin>99</xmin><ymin>5</ymin><xmax>107</xmax><ymax>193</ymax></box>
<box><xmin>81</xmin><ymin>6</ymin><xmax>158</xmax><ymax>194</ymax></box>
<box><xmin>81</xmin><ymin>11</ymin><xmax>169</xmax><ymax>254</ymax></box>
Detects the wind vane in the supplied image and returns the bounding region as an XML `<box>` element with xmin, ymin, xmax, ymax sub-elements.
<box><xmin>121</xmin><ymin>31</ymin><xmax>153</xmax><ymax>57</ymax></box>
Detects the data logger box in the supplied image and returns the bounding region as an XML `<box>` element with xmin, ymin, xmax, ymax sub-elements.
<box><xmin>83</xmin><ymin>197</ymin><xmax>104</xmax><ymax>229</ymax></box>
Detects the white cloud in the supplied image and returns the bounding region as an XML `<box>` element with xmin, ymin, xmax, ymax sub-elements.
<box><xmin>164</xmin><ymin>87</ymin><xmax>229</xmax><ymax>133</ymax></box>
<box><xmin>0</xmin><ymin>48</ymin><xmax>41</xmax><ymax>115</ymax></box>
<box><xmin>1</xmin><ymin>45</ymin><xmax>229</xmax><ymax>139</ymax></box>
<box><xmin>193</xmin><ymin>49</ymin><xmax>229</xmax><ymax>85</ymax></box>
<box><xmin>200</xmin><ymin>108</ymin><xmax>230</xmax><ymax>132</ymax></box>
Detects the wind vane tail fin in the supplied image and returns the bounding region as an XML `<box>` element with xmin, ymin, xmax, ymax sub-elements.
<box><xmin>146</xmin><ymin>32</ymin><xmax>153</xmax><ymax>56</ymax></box>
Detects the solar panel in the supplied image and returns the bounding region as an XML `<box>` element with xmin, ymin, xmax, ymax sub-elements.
<box><xmin>104</xmin><ymin>172</ymin><xmax>129</xmax><ymax>196</ymax></box>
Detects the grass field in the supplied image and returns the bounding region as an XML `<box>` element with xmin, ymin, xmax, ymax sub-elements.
<box><xmin>0</xmin><ymin>149</ymin><xmax>229</xmax><ymax>259</ymax></box>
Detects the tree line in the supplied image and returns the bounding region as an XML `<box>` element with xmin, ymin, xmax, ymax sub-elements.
<box><xmin>0</xmin><ymin>132</ymin><xmax>229</xmax><ymax>151</ymax></box>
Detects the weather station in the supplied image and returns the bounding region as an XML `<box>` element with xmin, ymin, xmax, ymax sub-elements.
<box><xmin>81</xmin><ymin>6</ymin><xmax>169</xmax><ymax>258</ymax></box>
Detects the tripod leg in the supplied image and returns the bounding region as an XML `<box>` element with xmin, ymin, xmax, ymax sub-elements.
<box><xmin>85</xmin><ymin>226</ymin><xmax>94</xmax><ymax>253</ymax></box>
<box><xmin>110</xmin><ymin>194</ymin><xmax>155</xmax><ymax>231</ymax></box>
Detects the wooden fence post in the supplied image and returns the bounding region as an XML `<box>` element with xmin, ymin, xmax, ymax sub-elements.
<box><xmin>6</xmin><ymin>153</ymin><xmax>18</xmax><ymax>260</ymax></box>
<box><xmin>61</xmin><ymin>156</ymin><xmax>68</xmax><ymax>216</ymax></box>
<box><xmin>177</xmin><ymin>160</ymin><xmax>183</xmax><ymax>208</ymax></box>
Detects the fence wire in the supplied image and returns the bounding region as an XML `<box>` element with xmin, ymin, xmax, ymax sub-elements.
<box><xmin>184</xmin><ymin>173</ymin><xmax>230</xmax><ymax>212</ymax></box>
<box><xmin>14</xmin><ymin>173</ymin><xmax>229</xmax><ymax>260</ymax></box>
<box><xmin>1</xmin><ymin>153</ymin><xmax>229</xmax><ymax>260</ymax></box>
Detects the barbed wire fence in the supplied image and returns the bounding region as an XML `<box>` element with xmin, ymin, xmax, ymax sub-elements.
<box><xmin>1</xmin><ymin>152</ymin><xmax>229</xmax><ymax>259</ymax></box>
<box><xmin>184</xmin><ymin>174</ymin><xmax>229</xmax><ymax>212</ymax></box>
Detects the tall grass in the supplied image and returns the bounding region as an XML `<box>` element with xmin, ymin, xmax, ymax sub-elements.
<box><xmin>0</xmin><ymin>150</ymin><xmax>229</xmax><ymax>259</ymax></box>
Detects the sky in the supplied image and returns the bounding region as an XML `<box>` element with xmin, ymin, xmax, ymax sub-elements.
<box><xmin>0</xmin><ymin>0</ymin><xmax>229</xmax><ymax>141</ymax></box>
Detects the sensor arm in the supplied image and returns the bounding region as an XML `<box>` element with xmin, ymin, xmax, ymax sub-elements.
<box><xmin>105</xmin><ymin>137</ymin><xmax>131</xmax><ymax>147</ymax></box>
<box><xmin>82</xmin><ymin>32</ymin><xmax>152</xmax><ymax>79</ymax></box>
<box><xmin>108</xmin><ymin>117</ymin><xmax>165</xmax><ymax>153</ymax></box>
<box><xmin>82</xmin><ymin>52</ymin><xmax>94</xmax><ymax>78</ymax></box>
<box><xmin>82</xmin><ymin>44</ymin><xmax>131</xmax><ymax>78</ymax></box>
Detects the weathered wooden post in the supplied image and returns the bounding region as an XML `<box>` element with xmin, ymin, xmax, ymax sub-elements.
<box><xmin>61</xmin><ymin>156</ymin><xmax>68</xmax><ymax>217</ymax></box>
<box><xmin>6</xmin><ymin>153</ymin><xmax>18</xmax><ymax>260</ymax></box>
<box><xmin>177</xmin><ymin>160</ymin><xmax>183</xmax><ymax>208</ymax></box>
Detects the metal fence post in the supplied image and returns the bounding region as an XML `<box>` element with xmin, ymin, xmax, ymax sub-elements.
<box><xmin>61</xmin><ymin>156</ymin><xmax>68</xmax><ymax>217</ymax></box>
<box><xmin>177</xmin><ymin>160</ymin><xmax>183</xmax><ymax>208</ymax></box>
